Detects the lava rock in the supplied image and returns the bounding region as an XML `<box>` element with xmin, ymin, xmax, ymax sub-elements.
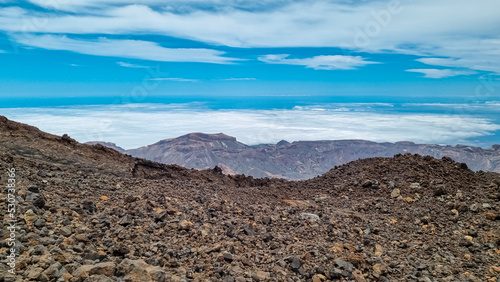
<box><xmin>291</xmin><ymin>258</ymin><xmax>302</xmax><ymax>272</ymax></box>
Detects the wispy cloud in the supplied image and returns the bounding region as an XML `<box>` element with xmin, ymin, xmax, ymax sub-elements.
<box><xmin>147</xmin><ymin>77</ymin><xmax>257</xmax><ymax>82</ymax></box>
<box><xmin>148</xmin><ymin>77</ymin><xmax>199</xmax><ymax>82</ymax></box>
<box><xmin>12</xmin><ymin>34</ymin><xmax>239</xmax><ymax>64</ymax></box>
<box><xmin>25</xmin><ymin>0</ymin><xmax>297</xmax><ymax>12</ymax></box>
<box><xmin>406</xmin><ymin>69</ymin><xmax>477</xmax><ymax>79</ymax></box>
<box><xmin>2</xmin><ymin>103</ymin><xmax>498</xmax><ymax>149</ymax></box>
<box><xmin>415</xmin><ymin>56</ymin><xmax>499</xmax><ymax>74</ymax></box>
<box><xmin>117</xmin><ymin>61</ymin><xmax>150</xmax><ymax>68</ymax></box>
<box><xmin>258</xmin><ymin>55</ymin><xmax>378</xmax><ymax>70</ymax></box>
<box><xmin>215</xmin><ymin>78</ymin><xmax>257</xmax><ymax>81</ymax></box>
<box><xmin>2</xmin><ymin>1</ymin><xmax>499</xmax><ymax>73</ymax></box>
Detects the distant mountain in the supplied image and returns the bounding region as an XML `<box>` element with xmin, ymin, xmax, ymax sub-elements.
<box><xmin>94</xmin><ymin>133</ymin><xmax>500</xmax><ymax>180</ymax></box>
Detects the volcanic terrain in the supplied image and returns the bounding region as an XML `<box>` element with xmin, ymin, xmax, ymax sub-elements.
<box><xmin>1</xmin><ymin>116</ymin><xmax>499</xmax><ymax>282</ymax></box>
<box><xmin>91</xmin><ymin>133</ymin><xmax>500</xmax><ymax>180</ymax></box>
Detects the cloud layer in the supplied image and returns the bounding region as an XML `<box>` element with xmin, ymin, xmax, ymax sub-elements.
<box><xmin>2</xmin><ymin>103</ymin><xmax>499</xmax><ymax>149</ymax></box>
<box><xmin>1</xmin><ymin>0</ymin><xmax>499</xmax><ymax>73</ymax></box>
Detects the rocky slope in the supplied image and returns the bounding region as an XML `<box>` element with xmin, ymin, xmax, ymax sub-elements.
<box><xmin>125</xmin><ymin>133</ymin><xmax>248</xmax><ymax>176</ymax></box>
<box><xmin>119</xmin><ymin>134</ymin><xmax>500</xmax><ymax>180</ymax></box>
<box><xmin>0</xmin><ymin>116</ymin><xmax>499</xmax><ymax>282</ymax></box>
<box><xmin>84</xmin><ymin>142</ymin><xmax>125</xmax><ymax>154</ymax></box>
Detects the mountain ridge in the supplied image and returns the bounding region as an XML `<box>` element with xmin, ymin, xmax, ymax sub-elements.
<box><xmin>88</xmin><ymin>133</ymin><xmax>500</xmax><ymax>179</ymax></box>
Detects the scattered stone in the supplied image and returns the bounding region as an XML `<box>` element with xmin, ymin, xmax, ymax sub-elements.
<box><xmin>299</xmin><ymin>212</ymin><xmax>320</xmax><ymax>221</ymax></box>
<box><xmin>282</xmin><ymin>200</ymin><xmax>311</xmax><ymax>207</ymax></box>
<box><xmin>116</xmin><ymin>259</ymin><xmax>165</xmax><ymax>282</ymax></box>
<box><xmin>42</xmin><ymin>262</ymin><xmax>62</xmax><ymax>279</ymax></box>
<box><xmin>118</xmin><ymin>215</ymin><xmax>133</xmax><ymax>226</ymax></box>
<box><xmin>24</xmin><ymin>209</ymin><xmax>37</xmax><ymax>228</ymax></box>
<box><xmin>486</xmin><ymin>211</ymin><xmax>499</xmax><ymax>221</ymax></box>
<box><xmin>242</xmin><ymin>224</ymin><xmax>256</xmax><ymax>236</ymax></box>
<box><xmin>26</xmin><ymin>267</ymin><xmax>44</xmax><ymax>280</ymax></box>
<box><xmin>262</xmin><ymin>216</ymin><xmax>272</xmax><ymax>225</ymax></box>
<box><xmin>124</xmin><ymin>195</ymin><xmax>138</xmax><ymax>203</ymax></box>
<box><xmin>352</xmin><ymin>269</ymin><xmax>367</xmax><ymax>282</ymax></box>
<box><xmin>336</xmin><ymin>259</ymin><xmax>354</xmax><ymax>272</ymax></box>
<box><xmin>391</xmin><ymin>188</ymin><xmax>401</xmax><ymax>198</ymax></box>
<box><xmin>223</xmin><ymin>253</ymin><xmax>233</xmax><ymax>262</ymax></box>
<box><xmin>433</xmin><ymin>185</ymin><xmax>447</xmax><ymax>196</ymax></box>
<box><xmin>75</xmin><ymin>234</ymin><xmax>89</xmax><ymax>242</ymax></box>
<box><xmin>361</xmin><ymin>180</ymin><xmax>373</xmax><ymax>188</ymax></box>
<box><xmin>332</xmin><ymin>242</ymin><xmax>344</xmax><ymax>253</ymax></box>
<box><xmin>410</xmin><ymin>183</ymin><xmax>421</xmax><ymax>189</ymax></box>
<box><xmin>73</xmin><ymin>262</ymin><xmax>117</xmax><ymax>279</ymax></box>
<box><xmin>469</xmin><ymin>203</ymin><xmax>479</xmax><ymax>212</ymax></box>
<box><xmin>222</xmin><ymin>276</ymin><xmax>235</xmax><ymax>282</ymax></box>
<box><xmin>312</xmin><ymin>274</ymin><xmax>327</xmax><ymax>282</ymax></box>
<box><xmin>290</xmin><ymin>258</ymin><xmax>302</xmax><ymax>272</ymax></box>
<box><xmin>82</xmin><ymin>275</ymin><xmax>115</xmax><ymax>282</ymax></box>
<box><xmin>26</xmin><ymin>193</ymin><xmax>46</xmax><ymax>208</ymax></box>
<box><xmin>329</xmin><ymin>268</ymin><xmax>343</xmax><ymax>279</ymax></box>
<box><xmin>59</xmin><ymin>226</ymin><xmax>72</xmax><ymax>237</ymax></box>
<box><xmin>372</xmin><ymin>263</ymin><xmax>386</xmax><ymax>278</ymax></box>
<box><xmin>82</xmin><ymin>201</ymin><xmax>97</xmax><ymax>213</ymax></box>
<box><xmin>34</xmin><ymin>218</ymin><xmax>46</xmax><ymax>228</ymax></box>
<box><xmin>252</xmin><ymin>270</ymin><xmax>270</xmax><ymax>281</ymax></box>
<box><xmin>28</xmin><ymin>186</ymin><xmax>40</xmax><ymax>193</ymax></box>
<box><xmin>179</xmin><ymin>220</ymin><xmax>193</xmax><ymax>230</ymax></box>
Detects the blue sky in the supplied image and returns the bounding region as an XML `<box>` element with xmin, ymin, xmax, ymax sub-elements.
<box><xmin>0</xmin><ymin>0</ymin><xmax>499</xmax><ymax>148</ymax></box>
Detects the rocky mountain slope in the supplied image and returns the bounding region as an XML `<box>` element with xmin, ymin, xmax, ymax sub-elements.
<box><xmin>116</xmin><ymin>134</ymin><xmax>500</xmax><ymax>180</ymax></box>
<box><xmin>1</xmin><ymin>115</ymin><xmax>500</xmax><ymax>282</ymax></box>
<box><xmin>84</xmin><ymin>142</ymin><xmax>125</xmax><ymax>154</ymax></box>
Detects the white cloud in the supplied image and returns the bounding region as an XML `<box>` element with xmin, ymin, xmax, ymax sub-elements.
<box><xmin>0</xmin><ymin>6</ymin><xmax>23</xmax><ymax>17</ymax></box>
<box><xmin>26</xmin><ymin>0</ymin><xmax>297</xmax><ymax>12</ymax></box>
<box><xmin>486</xmin><ymin>101</ymin><xmax>500</xmax><ymax>105</ymax></box>
<box><xmin>406</xmin><ymin>69</ymin><xmax>477</xmax><ymax>79</ymax></box>
<box><xmin>117</xmin><ymin>61</ymin><xmax>150</xmax><ymax>68</ymax></box>
<box><xmin>148</xmin><ymin>77</ymin><xmax>199</xmax><ymax>82</ymax></box>
<box><xmin>2</xmin><ymin>103</ymin><xmax>499</xmax><ymax>149</ymax></box>
<box><xmin>148</xmin><ymin>77</ymin><xmax>258</xmax><ymax>82</ymax></box>
<box><xmin>12</xmin><ymin>34</ymin><xmax>239</xmax><ymax>64</ymax></box>
<box><xmin>258</xmin><ymin>54</ymin><xmax>378</xmax><ymax>70</ymax></box>
<box><xmin>415</xmin><ymin>54</ymin><xmax>500</xmax><ymax>74</ymax></box>
<box><xmin>2</xmin><ymin>0</ymin><xmax>500</xmax><ymax>73</ymax></box>
<box><xmin>216</xmin><ymin>78</ymin><xmax>257</xmax><ymax>81</ymax></box>
<box><xmin>147</xmin><ymin>77</ymin><xmax>257</xmax><ymax>82</ymax></box>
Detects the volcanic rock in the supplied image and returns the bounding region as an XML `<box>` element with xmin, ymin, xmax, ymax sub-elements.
<box><xmin>0</xmin><ymin>116</ymin><xmax>499</xmax><ymax>281</ymax></box>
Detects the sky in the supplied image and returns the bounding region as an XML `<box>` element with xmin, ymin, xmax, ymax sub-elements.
<box><xmin>0</xmin><ymin>0</ymin><xmax>499</xmax><ymax>148</ymax></box>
